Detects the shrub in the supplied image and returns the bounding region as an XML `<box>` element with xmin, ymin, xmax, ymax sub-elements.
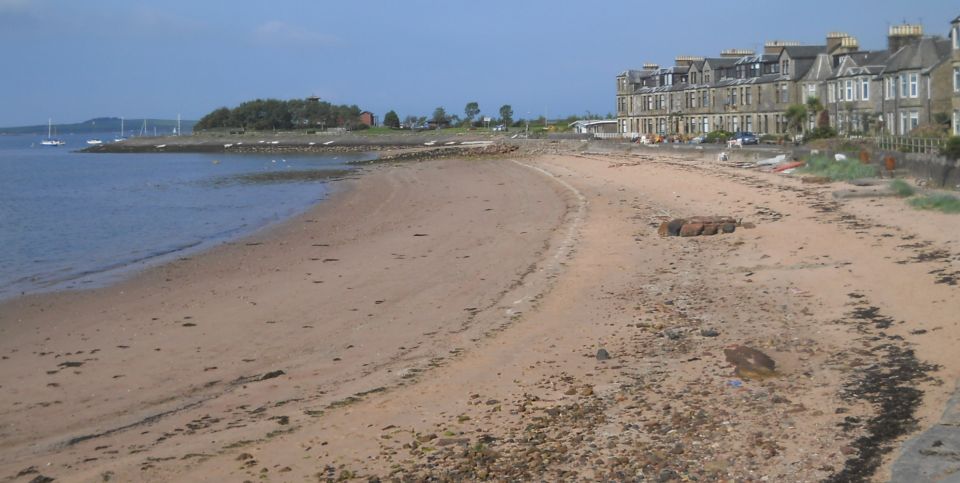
<box><xmin>890</xmin><ymin>179</ymin><xmax>916</xmax><ymax>197</ymax></box>
<box><xmin>805</xmin><ymin>126</ymin><xmax>837</xmax><ymax>142</ymax></box>
<box><xmin>704</xmin><ymin>130</ymin><xmax>732</xmax><ymax>144</ymax></box>
<box><xmin>799</xmin><ymin>155</ymin><xmax>878</xmax><ymax>180</ymax></box>
<box><xmin>908</xmin><ymin>193</ymin><xmax>960</xmax><ymax>213</ymax></box>
<box><xmin>941</xmin><ymin>136</ymin><xmax>960</xmax><ymax>161</ymax></box>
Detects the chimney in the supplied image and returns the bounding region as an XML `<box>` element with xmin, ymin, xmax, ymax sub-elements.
<box><xmin>888</xmin><ymin>24</ymin><xmax>923</xmax><ymax>52</ymax></box>
<box><xmin>674</xmin><ymin>55</ymin><xmax>704</xmax><ymax>67</ymax></box>
<box><xmin>720</xmin><ymin>49</ymin><xmax>754</xmax><ymax>58</ymax></box>
<box><xmin>642</xmin><ymin>63</ymin><xmax>660</xmax><ymax>70</ymax></box>
<box><xmin>826</xmin><ymin>32</ymin><xmax>850</xmax><ymax>54</ymax></box>
<box><xmin>764</xmin><ymin>40</ymin><xmax>800</xmax><ymax>56</ymax></box>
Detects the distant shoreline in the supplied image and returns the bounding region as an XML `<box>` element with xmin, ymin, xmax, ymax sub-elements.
<box><xmin>80</xmin><ymin>131</ymin><xmax>519</xmax><ymax>159</ymax></box>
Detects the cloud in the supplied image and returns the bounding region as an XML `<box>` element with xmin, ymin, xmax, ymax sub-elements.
<box><xmin>253</xmin><ymin>20</ymin><xmax>340</xmax><ymax>48</ymax></box>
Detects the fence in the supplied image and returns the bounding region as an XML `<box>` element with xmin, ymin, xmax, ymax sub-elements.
<box><xmin>594</xmin><ymin>132</ymin><xmax>637</xmax><ymax>140</ymax></box>
<box><xmin>876</xmin><ymin>136</ymin><xmax>945</xmax><ymax>154</ymax></box>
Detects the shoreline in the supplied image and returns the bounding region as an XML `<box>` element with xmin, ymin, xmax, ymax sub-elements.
<box><xmin>2</xmin><ymin>148</ymin><xmax>959</xmax><ymax>481</ymax></box>
<box><xmin>0</xmin><ymin>162</ymin><xmax>360</xmax><ymax>304</ymax></box>
<box><xmin>0</xmin><ymin>155</ymin><xmax>573</xmax><ymax>481</ymax></box>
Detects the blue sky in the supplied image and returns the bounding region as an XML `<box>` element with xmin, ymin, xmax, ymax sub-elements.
<box><xmin>1</xmin><ymin>0</ymin><xmax>957</xmax><ymax>127</ymax></box>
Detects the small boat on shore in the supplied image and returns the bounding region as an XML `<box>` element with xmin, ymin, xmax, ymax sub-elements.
<box><xmin>86</xmin><ymin>139</ymin><xmax>103</xmax><ymax>145</ymax></box>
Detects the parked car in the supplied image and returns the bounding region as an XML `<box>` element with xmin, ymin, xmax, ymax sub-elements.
<box><xmin>492</xmin><ymin>124</ymin><xmax>507</xmax><ymax>132</ymax></box>
<box><xmin>733</xmin><ymin>131</ymin><xmax>759</xmax><ymax>145</ymax></box>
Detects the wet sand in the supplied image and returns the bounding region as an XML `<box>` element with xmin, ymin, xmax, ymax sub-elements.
<box><xmin>2</xmin><ymin>149</ymin><xmax>959</xmax><ymax>482</ymax></box>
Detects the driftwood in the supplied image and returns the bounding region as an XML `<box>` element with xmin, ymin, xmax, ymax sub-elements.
<box><xmin>658</xmin><ymin>216</ymin><xmax>738</xmax><ymax>237</ymax></box>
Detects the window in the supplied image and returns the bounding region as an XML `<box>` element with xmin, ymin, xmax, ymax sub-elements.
<box><xmin>909</xmin><ymin>74</ymin><xmax>918</xmax><ymax>98</ymax></box>
<box><xmin>955</xmin><ymin>26</ymin><xmax>959</xmax><ymax>50</ymax></box>
<box><xmin>886</xmin><ymin>113</ymin><xmax>894</xmax><ymax>134</ymax></box>
<box><xmin>900</xmin><ymin>74</ymin><xmax>908</xmax><ymax>98</ymax></box>
<box><xmin>647</xmin><ymin>96</ymin><xmax>653</xmax><ymax>111</ymax></box>
<box><xmin>910</xmin><ymin>111</ymin><xmax>919</xmax><ymax>130</ymax></box>
<box><xmin>954</xmin><ymin>67</ymin><xmax>959</xmax><ymax>93</ymax></box>
<box><xmin>887</xmin><ymin>77</ymin><xmax>896</xmax><ymax>99</ymax></box>
<box><xmin>702</xmin><ymin>117</ymin><xmax>709</xmax><ymax>133</ymax></box>
<box><xmin>954</xmin><ymin>111</ymin><xmax>960</xmax><ymax>136</ymax></box>
<box><xmin>829</xmin><ymin>82</ymin><xmax>836</xmax><ymax>102</ymax></box>
<box><xmin>746</xmin><ymin>117</ymin><xmax>753</xmax><ymax>132</ymax></box>
<box><xmin>782</xmin><ymin>59</ymin><xmax>790</xmax><ymax>75</ymax></box>
<box><xmin>861</xmin><ymin>78</ymin><xmax>869</xmax><ymax>101</ymax></box>
<box><xmin>779</xmin><ymin>83</ymin><xmax>789</xmax><ymax>103</ymax></box>
<box><xmin>702</xmin><ymin>90</ymin><xmax>709</xmax><ymax>107</ymax></box>
<box><xmin>846</xmin><ymin>80</ymin><xmax>853</xmax><ymax>101</ymax></box>
<box><xmin>746</xmin><ymin>87</ymin><xmax>752</xmax><ymax>105</ymax></box>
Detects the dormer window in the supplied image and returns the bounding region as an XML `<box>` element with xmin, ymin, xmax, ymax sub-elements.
<box><xmin>954</xmin><ymin>26</ymin><xmax>959</xmax><ymax>49</ymax></box>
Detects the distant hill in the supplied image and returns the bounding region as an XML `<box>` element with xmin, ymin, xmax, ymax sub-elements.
<box><xmin>0</xmin><ymin>117</ymin><xmax>196</xmax><ymax>135</ymax></box>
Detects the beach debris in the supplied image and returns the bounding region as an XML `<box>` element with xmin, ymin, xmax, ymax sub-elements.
<box><xmin>596</xmin><ymin>348</ymin><xmax>610</xmax><ymax>360</ymax></box>
<box><xmin>835</xmin><ymin>153</ymin><xmax>848</xmax><ymax>161</ymax></box>
<box><xmin>259</xmin><ymin>370</ymin><xmax>285</xmax><ymax>381</ymax></box>
<box><xmin>772</xmin><ymin>161</ymin><xmax>804</xmax><ymax>173</ymax></box>
<box><xmin>658</xmin><ymin>216</ymin><xmax>737</xmax><ymax>237</ymax></box>
<box><xmin>801</xmin><ymin>176</ymin><xmax>832</xmax><ymax>184</ymax></box>
<box><xmin>27</xmin><ymin>476</ymin><xmax>54</xmax><ymax>483</ymax></box>
<box><xmin>755</xmin><ymin>154</ymin><xmax>786</xmax><ymax>167</ymax></box>
<box><xmin>723</xmin><ymin>345</ymin><xmax>777</xmax><ymax>380</ymax></box>
<box><xmin>700</xmin><ymin>328</ymin><xmax>720</xmax><ymax>337</ymax></box>
<box><xmin>663</xmin><ymin>328</ymin><xmax>684</xmax><ymax>340</ymax></box>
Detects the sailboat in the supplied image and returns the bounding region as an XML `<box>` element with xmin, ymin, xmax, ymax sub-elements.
<box><xmin>113</xmin><ymin>117</ymin><xmax>127</xmax><ymax>142</ymax></box>
<box><xmin>40</xmin><ymin>118</ymin><xmax>65</xmax><ymax>146</ymax></box>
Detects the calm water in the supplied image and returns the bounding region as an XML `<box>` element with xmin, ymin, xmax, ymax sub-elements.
<box><xmin>0</xmin><ymin>134</ymin><xmax>372</xmax><ymax>300</ymax></box>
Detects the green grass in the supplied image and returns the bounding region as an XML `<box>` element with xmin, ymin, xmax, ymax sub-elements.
<box><xmin>890</xmin><ymin>179</ymin><xmax>916</xmax><ymax>197</ymax></box>
<box><xmin>798</xmin><ymin>155</ymin><xmax>877</xmax><ymax>181</ymax></box>
<box><xmin>908</xmin><ymin>193</ymin><xmax>960</xmax><ymax>213</ymax></box>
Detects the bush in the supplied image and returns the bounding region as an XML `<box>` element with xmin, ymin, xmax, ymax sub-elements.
<box><xmin>799</xmin><ymin>155</ymin><xmax>878</xmax><ymax>181</ymax></box>
<box><xmin>890</xmin><ymin>179</ymin><xmax>916</xmax><ymax>197</ymax></box>
<box><xmin>704</xmin><ymin>130</ymin><xmax>732</xmax><ymax>144</ymax></box>
<box><xmin>804</xmin><ymin>126</ymin><xmax>837</xmax><ymax>142</ymax></box>
<box><xmin>941</xmin><ymin>136</ymin><xmax>960</xmax><ymax>161</ymax></box>
<box><xmin>908</xmin><ymin>193</ymin><xmax>960</xmax><ymax>213</ymax></box>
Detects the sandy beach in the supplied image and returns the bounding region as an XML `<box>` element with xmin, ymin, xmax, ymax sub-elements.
<box><xmin>2</xmin><ymin>146</ymin><xmax>959</xmax><ymax>482</ymax></box>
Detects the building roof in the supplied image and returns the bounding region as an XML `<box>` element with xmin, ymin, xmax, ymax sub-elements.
<box><xmin>569</xmin><ymin>119</ymin><xmax>617</xmax><ymax>128</ymax></box>
<box><xmin>881</xmin><ymin>37</ymin><xmax>951</xmax><ymax>74</ymax></box>
<box><xmin>801</xmin><ymin>53</ymin><xmax>834</xmax><ymax>81</ymax></box>
<box><xmin>782</xmin><ymin>45</ymin><xmax>827</xmax><ymax>59</ymax></box>
<box><xmin>703</xmin><ymin>57</ymin><xmax>738</xmax><ymax>69</ymax></box>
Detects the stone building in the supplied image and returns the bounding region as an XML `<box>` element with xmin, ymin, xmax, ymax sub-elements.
<box><xmin>616</xmin><ymin>14</ymin><xmax>960</xmax><ymax>140</ymax></box>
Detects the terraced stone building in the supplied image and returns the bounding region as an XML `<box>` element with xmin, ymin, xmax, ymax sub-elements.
<box><xmin>616</xmin><ymin>14</ymin><xmax>960</xmax><ymax>139</ymax></box>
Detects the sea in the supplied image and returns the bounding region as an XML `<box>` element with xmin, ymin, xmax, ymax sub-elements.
<box><xmin>0</xmin><ymin>133</ymin><xmax>372</xmax><ymax>301</ymax></box>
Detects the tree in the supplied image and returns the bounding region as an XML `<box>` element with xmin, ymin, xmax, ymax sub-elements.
<box><xmin>195</xmin><ymin>107</ymin><xmax>231</xmax><ymax>130</ymax></box>
<box><xmin>464</xmin><ymin>102</ymin><xmax>480</xmax><ymax>123</ymax></box>
<box><xmin>805</xmin><ymin>96</ymin><xmax>823</xmax><ymax>132</ymax></box>
<box><xmin>432</xmin><ymin>107</ymin><xmax>447</xmax><ymax>128</ymax></box>
<box><xmin>403</xmin><ymin>115</ymin><xmax>419</xmax><ymax>128</ymax></box>
<box><xmin>499</xmin><ymin>104</ymin><xmax>513</xmax><ymax>127</ymax></box>
<box><xmin>784</xmin><ymin>104</ymin><xmax>807</xmax><ymax>136</ymax></box>
<box><xmin>383</xmin><ymin>110</ymin><xmax>400</xmax><ymax>129</ymax></box>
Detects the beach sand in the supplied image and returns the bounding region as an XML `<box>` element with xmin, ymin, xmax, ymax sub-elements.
<box><xmin>1</xmin><ymin>149</ymin><xmax>958</xmax><ymax>482</ymax></box>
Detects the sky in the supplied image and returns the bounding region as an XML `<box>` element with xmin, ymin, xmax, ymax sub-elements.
<box><xmin>1</xmin><ymin>0</ymin><xmax>957</xmax><ymax>127</ymax></box>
